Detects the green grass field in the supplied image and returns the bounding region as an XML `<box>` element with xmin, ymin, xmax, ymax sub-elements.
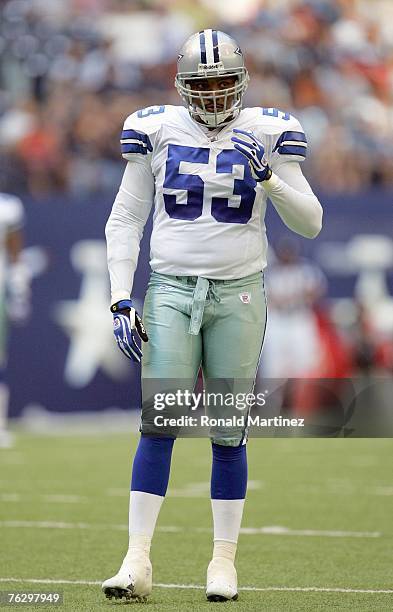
<box><xmin>1</xmin><ymin>433</ymin><xmax>393</xmax><ymax>611</ymax></box>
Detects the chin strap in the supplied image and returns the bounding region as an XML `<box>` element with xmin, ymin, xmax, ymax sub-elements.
<box><xmin>192</xmin><ymin>108</ymin><xmax>238</xmax><ymax>128</ymax></box>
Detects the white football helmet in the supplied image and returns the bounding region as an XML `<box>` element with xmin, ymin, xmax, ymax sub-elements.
<box><xmin>175</xmin><ymin>29</ymin><xmax>249</xmax><ymax>128</ymax></box>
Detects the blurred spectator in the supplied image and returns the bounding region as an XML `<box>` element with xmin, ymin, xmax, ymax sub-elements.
<box><xmin>259</xmin><ymin>236</ymin><xmax>354</xmax><ymax>424</ymax></box>
<box><xmin>260</xmin><ymin>237</ymin><xmax>328</xmax><ymax>379</ymax></box>
<box><xmin>0</xmin><ymin>191</ymin><xmax>30</xmax><ymax>447</ymax></box>
<box><xmin>0</xmin><ymin>0</ymin><xmax>392</xmax><ymax>194</ymax></box>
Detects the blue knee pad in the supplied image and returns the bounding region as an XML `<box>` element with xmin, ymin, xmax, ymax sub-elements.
<box><xmin>211</xmin><ymin>442</ymin><xmax>247</xmax><ymax>500</ymax></box>
<box><xmin>131</xmin><ymin>435</ymin><xmax>175</xmax><ymax>496</ymax></box>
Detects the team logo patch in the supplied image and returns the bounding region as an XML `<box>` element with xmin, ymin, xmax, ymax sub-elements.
<box><xmin>113</xmin><ymin>318</ymin><xmax>121</xmax><ymax>329</ymax></box>
<box><xmin>239</xmin><ymin>292</ymin><xmax>251</xmax><ymax>304</ymax></box>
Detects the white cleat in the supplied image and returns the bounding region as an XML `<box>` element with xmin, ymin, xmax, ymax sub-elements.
<box><xmin>102</xmin><ymin>553</ymin><xmax>152</xmax><ymax>601</ymax></box>
<box><xmin>206</xmin><ymin>557</ymin><xmax>238</xmax><ymax>602</ymax></box>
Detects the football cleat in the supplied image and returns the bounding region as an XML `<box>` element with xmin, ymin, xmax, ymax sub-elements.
<box><xmin>206</xmin><ymin>557</ymin><xmax>239</xmax><ymax>602</ymax></box>
<box><xmin>102</xmin><ymin>553</ymin><xmax>152</xmax><ymax>602</ymax></box>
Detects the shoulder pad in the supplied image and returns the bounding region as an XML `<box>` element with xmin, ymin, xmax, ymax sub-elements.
<box><xmin>120</xmin><ymin>105</ymin><xmax>181</xmax><ymax>161</ymax></box>
<box><xmin>263</xmin><ymin>108</ymin><xmax>307</xmax><ymax>162</ymax></box>
<box><xmin>249</xmin><ymin>108</ymin><xmax>307</xmax><ymax>162</ymax></box>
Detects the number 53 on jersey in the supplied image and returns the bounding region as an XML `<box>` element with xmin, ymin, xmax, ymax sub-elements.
<box><xmin>163</xmin><ymin>144</ymin><xmax>257</xmax><ymax>225</ymax></box>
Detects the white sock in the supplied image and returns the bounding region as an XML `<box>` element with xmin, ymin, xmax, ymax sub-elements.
<box><xmin>212</xmin><ymin>540</ymin><xmax>237</xmax><ymax>562</ymax></box>
<box><xmin>125</xmin><ymin>534</ymin><xmax>152</xmax><ymax>560</ymax></box>
<box><xmin>211</xmin><ymin>499</ymin><xmax>245</xmax><ymax>543</ymax></box>
<box><xmin>128</xmin><ymin>491</ymin><xmax>164</xmax><ymax>555</ymax></box>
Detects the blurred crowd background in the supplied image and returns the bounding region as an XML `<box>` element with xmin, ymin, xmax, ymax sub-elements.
<box><xmin>1</xmin><ymin>0</ymin><xmax>393</xmax><ymax>195</ymax></box>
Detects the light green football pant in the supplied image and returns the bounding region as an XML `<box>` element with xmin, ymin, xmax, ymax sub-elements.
<box><xmin>141</xmin><ymin>271</ymin><xmax>267</xmax><ymax>446</ymax></box>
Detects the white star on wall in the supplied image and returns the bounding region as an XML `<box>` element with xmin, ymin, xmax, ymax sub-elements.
<box><xmin>54</xmin><ymin>240</ymin><xmax>130</xmax><ymax>388</ymax></box>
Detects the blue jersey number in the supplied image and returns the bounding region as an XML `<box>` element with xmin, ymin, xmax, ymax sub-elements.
<box><xmin>262</xmin><ymin>108</ymin><xmax>291</xmax><ymax>121</ymax></box>
<box><xmin>137</xmin><ymin>105</ymin><xmax>165</xmax><ymax>118</ymax></box>
<box><xmin>163</xmin><ymin>145</ymin><xmax>209</xmax><ymax>221</ymax></box>
<box><xmin>163</xmin><ymin>145</ymin><xmax>256</xmax><ymax>224</ymax></box>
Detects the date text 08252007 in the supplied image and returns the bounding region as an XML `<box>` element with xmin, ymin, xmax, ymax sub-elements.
<box><xmin>0</xmin><ymin>592</ymin><xmax>63</xmax><ymax>605</ymax></box>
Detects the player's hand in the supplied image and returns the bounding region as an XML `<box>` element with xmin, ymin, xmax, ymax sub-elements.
<box><xmin>110</xmin><ymin>299</ymin><xmax>148</xmax><ymax>363</ymax></box>
<box><xmin>231</xmin><ymin>129</ymin><xmax>272</xmax><ymax>182</ymax></box>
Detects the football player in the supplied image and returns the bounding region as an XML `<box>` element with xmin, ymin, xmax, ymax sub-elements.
<box><xmin>0</xmin><ymin>192</ymin><xmax>30</xmax><ymax>448</ymax></box>
<box><xmin>102</xmin><ymin>29</ymin><xmax>323</xmax><ymax>602</ymax></box>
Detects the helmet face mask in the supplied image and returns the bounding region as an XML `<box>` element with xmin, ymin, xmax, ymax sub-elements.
<box><xmin>175</xmin><ymin>30</ymin><xmax>249</xmax><ymax>128</ymax></box>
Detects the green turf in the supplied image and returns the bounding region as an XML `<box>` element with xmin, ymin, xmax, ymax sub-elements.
<box><xmin>1</xmin><ymin>434</ymin><xmax>393</xmax><ymax>611</ymax></box>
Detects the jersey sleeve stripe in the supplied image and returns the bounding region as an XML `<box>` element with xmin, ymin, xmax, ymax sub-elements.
<box><xmin>120</xmin><ymin>129</ymin><xmax>152</xmax><ymax>151</ymax></box>
<box><xmin>120</xmin><ymin>138</ymin><xmax>150</xmax><ymax>147</ymax></box>
<box><xmin>277</xmin><ymin>144</ymin><xmax>307</xmax><ymax>157</ymax></box>
<box><xmin>273</xmin><ymin>130</ymin><xmax>307</xmax><ymax>151</ymax></box>
<box><xmin>280</xmin><ymin>140</ymin><xmax>307</xmax><ymax>147</ymax></box>
<box><xmin>121</xmin><ymin>143</ymin><xmax>150</xmax><ymax>155</ymax></box>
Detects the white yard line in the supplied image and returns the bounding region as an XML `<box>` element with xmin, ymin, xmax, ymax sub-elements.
<box><xmin>3</xmin><ymin>481</ymin><xmax>390</xmax><ymax>501</ymax></box>
<box><xmin>0</xmin><ymin>494</ymin><xmax>21</xmax><ymax>502</ymax></box>
<box><xmin>168</xmin><ymin>479</ymin><xmax>262</xmax><ymax>497</ymax></box>
<box><xmin>41</xmin><ymin>494</ymin><xmax>87</xmax><ymax>504</ymax></box>
<box><xmin>105</xmin><ymin>488</ymin><xmax>127</xmax><ymax>497</ymax></box>
<box><xmin>0</xmin><ymin>520</ymin><xmax>381</xmax><ymax>538</ymax></box>
<box><xmin>0</xmin><ymin>521</ymin><xmax>126</xmax><ymax>531</ymax></box>
<box><xmin>374</xmin><ymin>486</ymin><xmax>393</xmax><ymax>496</ymax></box>
<box><xmin>0</xmin><ymin>578</ymin><xmax>392</xmax><ymax>594</ymax></box>
<box><xmin>236</xmin><ymin>526</ymin><xmax>381</xmax><ymax>538</ymax></box>
<box><xmin>107</xmin><ymin>481</ymin><xmax>262</xmax><ymax>498</ymax></box>
<box><xmin>0</xmin><ymin>493</ymin><xmax>87</xmax><ymax>504</ymax></box>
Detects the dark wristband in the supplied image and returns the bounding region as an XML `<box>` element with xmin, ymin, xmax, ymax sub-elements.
<box><xmin>263</xmin><ymin>167</ymin><xmax>273</xmax><ymax>182</ymax></box>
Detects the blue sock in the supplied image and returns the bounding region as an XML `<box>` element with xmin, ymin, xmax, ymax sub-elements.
<box><xmin>131</xmin><ymin>435</ymin><xmax>175</xmax><ymax>496</ymax></box>
<box><xmin>211</xmin><ymin>443</ymin><xmax>248</xmax><ymax>500</ymax></box>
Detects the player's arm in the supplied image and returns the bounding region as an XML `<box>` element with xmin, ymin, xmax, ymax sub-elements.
<box><xmin>232</xmin><ymin>120</ymin><xmax>323</xmax><ymax>239</ymax></box>
<box><xmin>262</xmin><ymin>162</ymin><xmax>323</xmax><ymax>239</ymax></box>
<box><xmin>108</xmin><ymin>107</ymin><xmax>170</xmax><ymax>361</ymax></box>
<box><xmin>106</xmin><ymin>158</ymin><xmax>154</xmax><ymax>361</ymax></box>
<box><xmin>106</xmin><ymin>160</ymin><xmax>154</xmax><ymax>303</ymax></box>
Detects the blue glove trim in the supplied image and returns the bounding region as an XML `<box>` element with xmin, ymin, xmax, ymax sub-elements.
<box><xmin>110</xmin><ymin>299</ymin><xmax>133</xmax><ymax>313</ymax></box>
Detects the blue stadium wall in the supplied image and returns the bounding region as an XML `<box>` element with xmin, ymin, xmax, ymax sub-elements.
<box><xmin>7</xmin><ymin>188</ymin><xmax>393</xmax><ymax>417</ymax></box>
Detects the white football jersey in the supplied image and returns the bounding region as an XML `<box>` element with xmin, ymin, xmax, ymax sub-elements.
<box><xmin>120</xmin><ymin>105</ymin><xmax>307</xmax><ymax>279</ymax></box>
<box><xmin>0</xmin><ymin>192</ymin><xmax>24</xmax><ymax>293</ymax></box>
